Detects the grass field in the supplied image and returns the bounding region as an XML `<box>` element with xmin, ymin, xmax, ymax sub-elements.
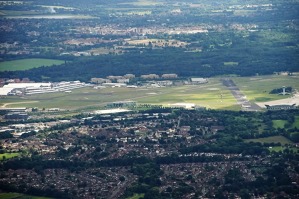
<box><xmin>0</xmin><ymin>58</ymin><xmax>64</xmax><ymax>71</ymax></box>
<box><xmin>0</xmin><ymin>78</ymin><xmax>239</xmax><ymax>111</ymax></box>
<box><xmin>232</xmin><ymin>75</ymin><xmax>299</xmax><ymax>103</ymax></box>
<box><xmin>0</xmin><ymin>75</ymin><xmax>297</xmax><ymax>113</ymax></box>
<box><xmin>126</xmin><ymin>193</ymin><xmax>145</xmax><ymax>199</ymax></box>
<box><xmin>0</xmin><ymin>193</ymin><xmax>53</xmax><ymax>199</ymax></box>
<box><xmin>0</xmin><ymin>153</ymin><xmax>20</xmax><ymax>161</ymax></box>
<box><xmin>273</xmin><ymin>120</ymin><xmax>288</xmax><ymax>129</ymax></box>
<box><xmin>268</xmin><ymin>146</ymin><xmax>298</xmax><ymax>153</ymax></box>
<box><xmin>292</xmin><ymin>116</ymin><xmax>299</xmax><ymax>128</ymax></box>
<box><xmin>244</xmin><ymin>136</ymin><xmax>293</xmax><ymax>145</ymax></box>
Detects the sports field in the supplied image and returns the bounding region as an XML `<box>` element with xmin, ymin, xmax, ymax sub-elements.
<box><xmin>0</xmin><ymin>58</ymin><xmax>64</xmax><ymax>71</ymax></box>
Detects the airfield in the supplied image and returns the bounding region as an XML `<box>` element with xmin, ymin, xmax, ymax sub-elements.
<box><xmin>0</xmin><ymin>75</ymin><xmax>298</xmax><ymax>114</ymax></box>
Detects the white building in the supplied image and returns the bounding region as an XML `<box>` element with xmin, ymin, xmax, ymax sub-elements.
<box><xmin>190</xmin><ymin>78</ymin><xmax>208</xmax><ymax>84</ymax></box>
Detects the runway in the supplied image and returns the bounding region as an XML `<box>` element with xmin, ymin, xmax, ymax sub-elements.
<box><xmin>221</xmin><ymin>79</ymin><xmax>261</xmax><ymax>111</ymax></box>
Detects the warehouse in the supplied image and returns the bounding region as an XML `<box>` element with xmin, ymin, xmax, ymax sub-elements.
<box><xmin>190</xmin><ymin>78</ymin><xmax>208</xmax><ymax>84</ymax></box>
<box><xmin>0</xmin><ymin>81</ymin><xmax>90</xmax><ymax>95</ymax></box>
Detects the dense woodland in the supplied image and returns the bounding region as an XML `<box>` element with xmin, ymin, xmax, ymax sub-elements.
<box><xmin>1</xmin><ymin>46</ymin><xmax>298</xmax><ymax>82</ymax></box>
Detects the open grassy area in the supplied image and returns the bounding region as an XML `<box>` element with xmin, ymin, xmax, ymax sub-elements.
<box><xmin>292</xmin><ymin>116</ymin><xmax>299</xmax><ymax>129</ymax></box>
<box><xmin>268</xmin><ymin>146</ymin><xmax>298</xmax><ymax>153</ymax></box>
<box><xmin>0</xmin><ymin>193</ymin><xmax>53</xmax><ymax>199</ymax></box>
<box><xmin>0</xmin><ymin>58</ymin><xmax>64</xmax><ymax>71</ymax></box>
<box><xmin>1</xmin><ymin>75</ymin><xmax>297</xmax><ymax>113</ymax></box>
<box><xmin>273</xmin><ymin>120</ymin><xmax>288</xmax><ymax>129</ymax></box>
<box><xmin>232</xmin><ymin>75</ymin><xmax>299</xmax><ymax>103</ymax></box>
<box><xmin>126</xmin><ymin>193</ymin><xmax>145</xmax><ymax>199</ymax></box>
<box><xmin>0</xmin><ymin>153</ymin><xmax>20</xmax><ymax>161</ymax></box>
<box><xmin>137</xmin><ymin>81</ymin><xmax>238</xmax><ymax>110</ymax></box>
<box><xmin>0</xmin><ymin>78</ymin><xmax>238</xmax><ymax>111</ymax></box>
<box><xmin>244</xmin><ymin>136</ymin><xmax>293</xmax><ymax>145</ymax></box>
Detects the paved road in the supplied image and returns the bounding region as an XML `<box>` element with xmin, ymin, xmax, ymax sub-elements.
<box><xmin>221</xmin><ymin>78</ymin><xmax>261</xmax><ymax>111</ymax></box>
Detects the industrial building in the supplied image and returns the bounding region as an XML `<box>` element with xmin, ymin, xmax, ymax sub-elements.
<box><xmin>190</xmin><ymin>78</ymin><xmax>208</xmax><ymax>84</ymax></box>
<box><xmin>265</xmin><ymin>104</ymin><xmax>297</xmax><ymax>110</ymax></box>
<box><xmin>0</xmin><ymin>81</ymin><xmax>90</xmax><ymax>96</ymax></box>
<box><xmin>5</xmin><ymin>112</ymin><xmax>29</xmax><ymax>120</ymax></box>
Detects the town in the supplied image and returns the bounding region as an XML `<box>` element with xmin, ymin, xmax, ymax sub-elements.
<box><xmin>0</xmin><ymin>90</ymin><xmax>299</xmax><ymax>198</ymax></box>
<box><xmin>1</xmin><ymin>0</ymin><xmax>299</xmax><ymax>198</ymax></box>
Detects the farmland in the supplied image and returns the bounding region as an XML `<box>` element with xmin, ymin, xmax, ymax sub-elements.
<box><xmin>0</xmin><ymin>59</ymin><xmax>64</xmax><ymax>71</ymax></box>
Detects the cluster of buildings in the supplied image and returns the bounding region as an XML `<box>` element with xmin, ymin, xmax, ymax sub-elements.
<box><xmin>0</xmin><ymin>107</ymin><xmax>28</xmax><ymax>121</ymax></box>
<box><xmin>0</xmin><ymin>81</ymin><xmax>91</xmax><ymax>96</ymax></box>
<box><xmin>1</xmin><ymin>98</ymin><xmax>299</xmax><ymax>198</ymax></box>
<box><xmin>91</xmin><ymin>74</ymin><xmax>208</xmax><ymax>88</ymax></box>
<box><xmin>91</xmin><ymin>73</ymin><xmax>178</xmax><ymax>84</ymax></box>
<box><xmin>0</xmin><ymin>167</ymin><xmax>137</xmax><ymax>199</ymax></box>
<box><xmin>160</xmin><ymin>160</ymin><xmax>267</xmax><ymax>198</ymax></box>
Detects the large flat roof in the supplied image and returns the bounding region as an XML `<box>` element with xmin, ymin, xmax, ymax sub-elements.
<box><xmin>0</xmin><ymin>87</ymin><xmax>14</xmax><ymax>95</ymax></box>
<box><xmin>3</xmin><ymin>83</ymin><xmax>52</xmax><ymax>88</ymax></box>
<box><xmin>93</xmin><ymin>108</ymin><xmax>132</xmax><ymax>114</ymax></box>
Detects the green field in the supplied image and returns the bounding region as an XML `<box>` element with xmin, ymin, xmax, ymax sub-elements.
<box><xmin>232</xmin><ymin>75</ymin><xmax>299</xmax><ymax>102</ymax></box>
<box><xmin>0</xmin><ymin>153</ymin><xmax>20</xmax><ymax>161</ymax></box>
<box><xmin>0</xmin><ymin>193</ymin><xmax>53</xmax><ymax>199</ymax></box>
<box><xmin>273</xmin><ymin>120</ymin><xmax>288</xmax><ymax>129</ymax></box>
<box><xmin>0</xmin><ymin>75</ymin><xmax>297</xmax><ymax>113</ymax></box>
<box><xmin>0</xmin><ymin>59</ymin><xmax>64</xmax><ymax>71</ymax></box>
<box><xmin>292</xmin><ymin>116</ymin><xmax>299</xmax><ymax>129</ymax></box>
<box><xmin>126</xmin><ymin>193</ymin><xmax>145</xmax><ymax>199</ymax></box>
<box><xmin>0</xmin><ymin>78</ymin><xmax>239</xmax><ymax>111</ymax></box>
<box><xmin>268</xmin><ymin>146</ymin><xmax>298</xmax><ymax>153</ymax></box>
<box><xmin>244</xmin><ymin>136</ymin><xmax>293</xmax><ymax>145</ymax></box>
